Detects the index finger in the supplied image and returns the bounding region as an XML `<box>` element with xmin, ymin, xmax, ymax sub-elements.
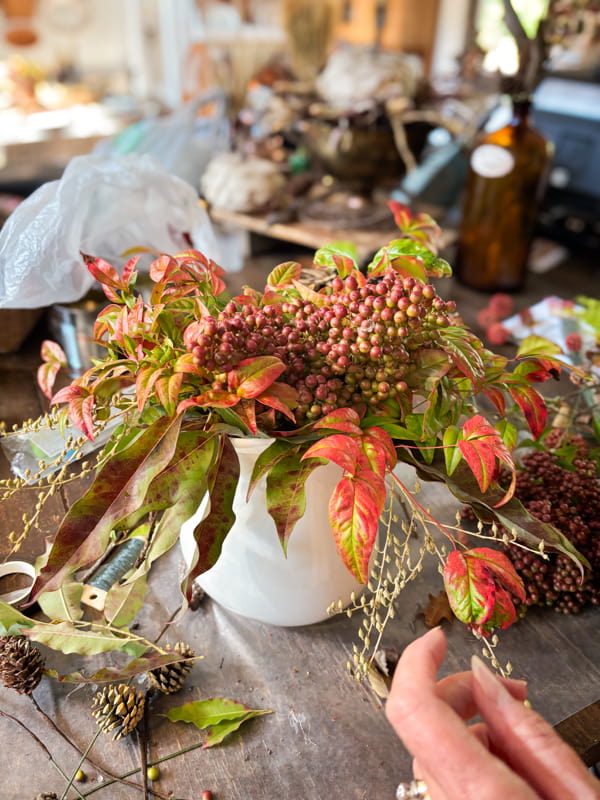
<box><xmin>385</xmin><ymin>628</ymin><xmax>539</xmax><ymax>800</ymax></box>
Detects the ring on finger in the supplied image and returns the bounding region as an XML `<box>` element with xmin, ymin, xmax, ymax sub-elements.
<box><xmin>395</xmin><ymin>778</ymin><xmax>430</xmax><ymax>799</ymax></box>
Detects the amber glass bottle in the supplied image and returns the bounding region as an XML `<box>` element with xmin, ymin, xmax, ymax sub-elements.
<box><xmin>455</xmin><ymin>95</ymin><xmax>553</xmax><ymax>292</ymax></box>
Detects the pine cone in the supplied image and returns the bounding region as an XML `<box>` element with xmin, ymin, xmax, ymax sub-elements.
<box><xmin>91</xmin><ymin>683</ymin><xmax>145</xmax><ymax>740</ymax></box>
<box><xmin>0</xmin><ymin>635</ymin><xmax>45</xmax><ymax>694</ymax></box>
<box><xmin>34</xmin><ymin>794</ymin><xmax>58</xmax><ymax>800</ymax></box>
<box><xmin>147</xmin><ymin>641</ymin><xmax>195</xmax><ymax>694</ymax></box>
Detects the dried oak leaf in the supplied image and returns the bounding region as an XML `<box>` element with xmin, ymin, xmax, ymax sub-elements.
<box><xmin>419</xmin><ymin>590</ymin><xmax>455</xmax><ymax>628</ymax></box>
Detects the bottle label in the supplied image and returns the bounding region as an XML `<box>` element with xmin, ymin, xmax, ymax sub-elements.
<box><xmin>470</xmin><ymin>144</ymin><xmax>514</xmax><ymax>178</ymax></box>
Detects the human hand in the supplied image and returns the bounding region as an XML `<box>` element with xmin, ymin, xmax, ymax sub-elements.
<box><xmin>385</xmin><ymin>626</ymin><xmax>600</xmax><ymax>800</ymax></box>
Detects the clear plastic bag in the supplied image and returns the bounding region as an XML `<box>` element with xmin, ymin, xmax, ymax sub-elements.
<box><xmin>93</xmin><ymin>90</ymin><xmax>230</xmax><ymax>188</ymax></box>
<box><xmin>0</xmin><ymin>152</ymin><xmax>221</xmax><ymax>309</ymax></box>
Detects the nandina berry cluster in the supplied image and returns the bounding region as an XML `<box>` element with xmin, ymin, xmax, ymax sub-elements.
<box><xmin>501</xmin><ymin>435</ymin><xmax>600</xmax><ymax>615</ymax></box>
<box><xmin>183</xmin><ymin>270</ymin><xmax>456</xmax><ymax>423</ymax></box>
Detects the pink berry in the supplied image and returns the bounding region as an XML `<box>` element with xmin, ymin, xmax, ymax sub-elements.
<box><xmin>486</xmin><ymin>322</ymin><xmax>510</xmax><ymax>346</ymax></box>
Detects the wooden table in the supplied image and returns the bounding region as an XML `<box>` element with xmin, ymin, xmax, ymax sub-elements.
<box><xmin>1</xmin><ymin>252</ymin><xmax>599</xmax><ymax>800</ymax></box>
<box><xmin>209</xmin><ymin>207</ymin><xmax>404</xmax><ymax>265</ymax></box>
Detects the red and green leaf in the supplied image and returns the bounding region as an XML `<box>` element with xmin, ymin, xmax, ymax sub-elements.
<box><xmin>328</xmin><ymin>470</ymin><xmax>383</xmax><ymax>582</ymax></box>
<box><xmin>313</xmin><ymin>241</ymin><xmax>359</xmax><ymax>277</ymax></box>
<box><xmin>255</xmin><ymin>381</ymin><xmax>298</xmax><ymax>422</ymax></box>
<box><xmin>37</xmin><ymin>340</ymin><xmax>68</xmax><ymax>399</ymax></box>
<box><xmin>507</xmin><ymin>383</ymin><xmax>547</xmax><ymax>440</ymax></box>
<box><xmin>458</xmin><ymin>415</ymin><xmax>516</xmax><ymax>504</ymax></box>
<box><xmin>28</xmin><ymin>414</ymin><xmax>184</xmax><ymax>602</ymax></box>
<box><xmin>266</xmin><ymin>261</ymin><xmax>302</xmax><ymax>287</ymax></box>
<box><xmin>50</xmin><ymin>385</ymin><xmax>96</xmax><ymax>440</ymax></box>
<box><xmin>312</xmin><ymin>407</ymin><xmax>363</xmax><ymax>435</ymax></box>
<box><xmin>303</xmin><ymin>434</ymin><xmax>361</xmax><ymax>475</ymax></box>
<box><xmin>265</xmin><ymin>449</ymin><xmax>323</xmax><ymax>553</ymax></box>
<box><xmin>227</xmin><ymin>357</ymin><xmax>286</xmax><ymax>399</ymax></box>
<box><xmin>183</xmin><ymin>435</ymin><xmax>239</xmax><ymax>597</ymax></box>
<box><xmin>46</xmin><ymin>650</ymin><xmax>199</xmax><ymax>684</ymax></box>
<box><xmin>443</xmin><ymin>547</ymin><xmax>524</xmax><ymax>635</ymax></box>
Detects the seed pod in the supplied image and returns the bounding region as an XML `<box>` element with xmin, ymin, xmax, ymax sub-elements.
<box><xmin>91</xmin><ymin>683</ymin><xmax>145</xmax><ymax>740</ymax></box>
<box><xmin>147</xmin><ymin>641</ymin><xmax>195</xmax><ymax>694</ymax></box>
<box><xmin>0</xmin><ymin>635</ymin><xmax>45</xmax><ymax>695</ymax></box>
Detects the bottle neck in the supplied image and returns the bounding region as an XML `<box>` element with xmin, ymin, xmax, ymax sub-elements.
<box><xmin>510</xmin><ymin>93</ymin><xmax>533</xmax><ymax>126</ymax></box>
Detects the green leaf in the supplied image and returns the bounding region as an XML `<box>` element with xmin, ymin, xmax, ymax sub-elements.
<box><xmin>0</xmin><ymin>600</ymin><xmax>35</xmax><ymax>632</ymax></box>
<box><xmin>366</xmin><ymin>239</ymin><xmax>450</xmax><ymax>280</ymax></box>
<box><xmin>442</xmin><ymin>426</ymin><xmax>462</xmax><ymax>476</ymax></box>
<box><xmin>516</xmin><ymin>334</ymin><xmax>563</xmax><ymax>358</ymax></box>
<box><xmin>496</xmin><ymin>419</ymin><xmax>518</xmax><ymax>452</ymax></box>
<box><xmin>37</xmin><ymin>582</ymin><xmax>84</xmax><ymax>622</ymax></box>
<box><xmin>313</xmin><ymin>241</ymin><xmax>359</xmax><ymax>277</ymax></box>
<box><xmin>24</xmin><ymin>620</ymin><xmax>148</xmax><ymax>656</ymax></box>
<box><xmin>121</xmin><ymin>428</ymin><xmax>219</xmax><ymax>572</ymax></box>
<box><xmin>104</xmin><ymin>573</ymin><xmax>147</xmax><ymax>627</ymax></box>
<box><xmin>165</xmin><ymin>697</ymin><xmax>273</xmax><ymax>748</ymax></box>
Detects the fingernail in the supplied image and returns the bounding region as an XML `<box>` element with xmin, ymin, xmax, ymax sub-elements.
<box><xmin>471</xmin><ymin>654</ymin><xmax>513</xmax><ymax>705</ymax></box>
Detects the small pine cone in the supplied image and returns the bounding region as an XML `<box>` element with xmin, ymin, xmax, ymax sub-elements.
<box><xmin>91</xmin><ymin>683</ymin><xmax>145</xmax><ymax>740</ymax></box>
<box><xmin>148</xmin><ymin>641</ymin><xmax>195</xmax><ymax>694</ymax></box>
<box><xmin>34</xmin><ymin>794</ymin><xmax>58</xmax><ymax>800</ymax></box>
<box><xmin>0</xmin><ymin>635</ymin><xmax>45</xmax><ymax>695</ymax></box>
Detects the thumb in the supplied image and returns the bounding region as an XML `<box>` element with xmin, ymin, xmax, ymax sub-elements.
<box><xmin>471</xmin><ymin>655</ymin><xmax>600</xmax><ymax>800</ymax></box>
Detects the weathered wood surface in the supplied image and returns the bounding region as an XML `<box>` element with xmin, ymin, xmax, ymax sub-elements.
<box><xmin>1</xmin><ymin>258</ymin><xmax>599</xmax><ymax>800</ymax></box>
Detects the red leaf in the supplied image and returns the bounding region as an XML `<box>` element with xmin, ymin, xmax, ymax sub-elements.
<box><xmin>121</xmin><ymin>254</ymin><xmax>141</xmax><ymax>286</ymax></box>
<box><xmin>508</xmin><ymin>384</ymin><xmax>547</xmax><ymax>440</ymax></box>
<box><xmin>467</xmin><ymin>547</ymin><xmax>526</xmax><ymax>604</ymax></box>
<box><xmin>136</xmin><ymin>366</ymin><xmax>164</xmax><ymax>411</ymax></box>
<box><xmin>482</xmin><ymin>386</ymin><xmax>506</xmax><ymax>416</ymax></box>
<box><xmin>303</xmin><ymin>434</ymin><xmax>361</xmax><ymax>475</ymax></box>
<box><xmin>457</xmin><ymin>439</ymin><xmax>496</xmax><ymax>493</ymax></box>
<box><xmin>255</xmin><ymin>382</ymin><xmax>298</xmax><ymax>422</ymax></box>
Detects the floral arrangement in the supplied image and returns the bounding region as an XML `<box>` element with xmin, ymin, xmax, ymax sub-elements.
<box><xmin>0</xmin><ymin>204</ymin><xmax>589</xmax><ymax>685</ymax></box>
